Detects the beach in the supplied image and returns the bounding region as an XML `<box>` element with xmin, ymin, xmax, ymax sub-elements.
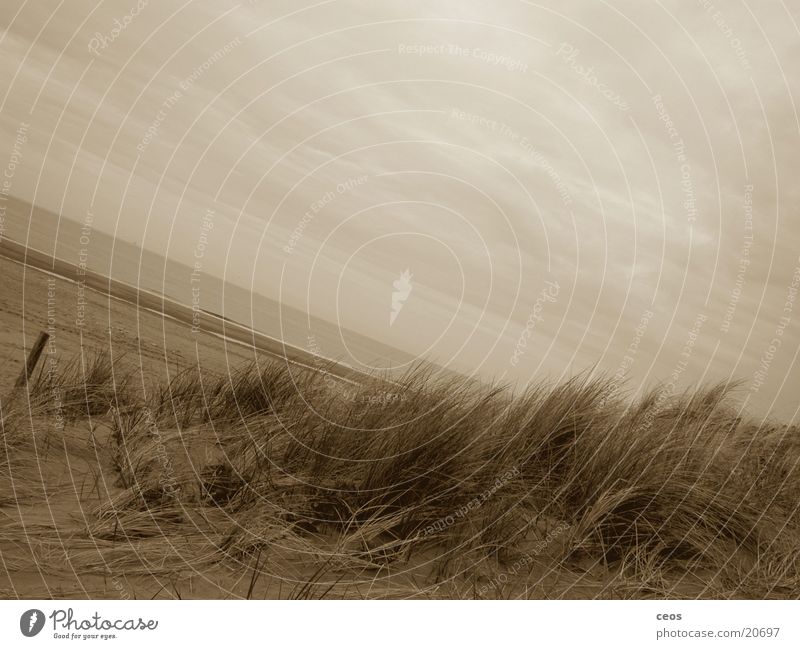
<box><xmin>0</xmin><ymin>236</ymin><xmax>367</xmax><ymax>390</ymax></box>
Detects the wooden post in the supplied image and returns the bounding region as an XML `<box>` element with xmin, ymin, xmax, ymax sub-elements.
<box><xmin>14</xmin><ymin>330</ymin><xmax>49</xmax><ymax>389</ymax></box>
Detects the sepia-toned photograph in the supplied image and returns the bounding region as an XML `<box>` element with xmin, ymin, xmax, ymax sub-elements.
<box><xmin>1</xmin><ymin>0</ymin><xmax>799</xmax><ymax>620</ymax></box>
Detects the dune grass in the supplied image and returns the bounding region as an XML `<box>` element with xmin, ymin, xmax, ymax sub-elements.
<box><xmin>2</xmin><ymin>348</ymin><xmax>798</xmax><ymax>598</ymax></box>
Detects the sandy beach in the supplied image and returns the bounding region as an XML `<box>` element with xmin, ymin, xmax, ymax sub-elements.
<box><xmin>0</xmin><ymin>237</ymin><xmax>367</xmax><ymax>388</ymax></box>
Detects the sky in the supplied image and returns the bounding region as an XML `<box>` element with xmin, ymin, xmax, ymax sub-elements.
<box><xmin>1</xmin><ymin>0</ymin><xmax>799</xmax><ymax>420</ymax></box>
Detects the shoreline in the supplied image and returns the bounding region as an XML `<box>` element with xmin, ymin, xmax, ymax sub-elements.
<box><xmin>0</xmin><ymin>236</ymin><xmax>367</xmax><ymax>385</ymax></box>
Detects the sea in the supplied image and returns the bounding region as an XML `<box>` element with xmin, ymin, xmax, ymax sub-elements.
<box><xmin>1</xmin><ymin>196</ymin><xmax>417</xmax><ymax>374</ymax></box>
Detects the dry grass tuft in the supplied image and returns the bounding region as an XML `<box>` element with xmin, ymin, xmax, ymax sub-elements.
<box><xmin>4</xmin><ymin>349</ymin><xmax>799</xmax><ymax>598</ymax></box>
